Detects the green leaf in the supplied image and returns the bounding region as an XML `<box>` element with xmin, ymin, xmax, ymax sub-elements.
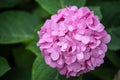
<box><xmin>91</xmin><ymin>67</ymin><xmax>115</xmax><ymax>80</ymax></box>
<box><xmin>1</xmin><ymin>67</ymin><xmax>32</xmax><ymax>80</ymax></box>
<box><xmin>32</xmin><ymin>57</ymin><xmax>58</xmax><ymax>80</ymax></box>
<box><xmin>36</xmin><ymin>0</ymin><xmax>86</xmax><ymax>14</ymax></box>
<box><xmin>32</xmin><ymin>57</ymin><xmax>83</xmax><ymax>80</ymax></box>
<box><xmin>62</xmin><ymin>0</ymin><xmax>86</xmax><ymax>7</ymax></box>
<box><xmin>26</xmin><ymin>37</ymin><xmax>40</xmax><ymax>56</ymax></box>
<box><xmin>101</xmin><ymin>2</ymin><xmax>120</xmax><ymax>27</ymax></box>
<box><xmin>0</xmin><ymin>0</ymin><xmax>21</xmax><ymax>8</ymax></box>
<box><xmin>86</xmin><ymin>1</ymin><xmax>120</xmax><ymax>27</ymax></box>
<box><xmin>12</xmin><ymin>48</ymin><xmax>35</xmax><ymax>68</ymax></box>
<box><xmin>26</xmin><ymin>40</ymin><xmax>40</xmax><ymax>57</ymax></box>
<box><xmin>1</xmin><ymin>48</ymin><xmax>35</xmax><ymax>80</ymax></box>
<box><xmin>58</xmin><ymin>74</ymin><xmax>83</xmax><ymax>80</ymax></box>
<box><xmin>0</xmin><ymin>56</ymin><xmax>11</xmax><ymax>77</ymax></box>
<box><xmin>79</xmin><ymin>76</ymin><xmax>82</xmax><ymax>80</ymax></box>
<box><xmin>108</xmin><ymin>27</ymin><xmax>120</xmax><ymax>50</ymax></box>
<box><xmin>101</xmin><ymin>2</ymin><xmax>120</xmax><ymax>25</ymax></box>
<box><xmin>0</xmin><ymin>11</ymin><xmax>39</xmax><ymax>44</ymax></box>
<box><xmin>33</xmin><ymin>7</ymin><xmax>50</xmax><ymax>19</ymax></box>
<box><xmin>26</xmin><ymin>24</ymin><xmax>43</xmax><ymax>57</ymax></box>
<box><xmin>89</xmin><ymin>6</ymin><xmax>102</xmax><ymax>20</ymax></box>
<box><xmin>86</xmin><ymin>1</ymin><xmax>120</xmax><ymax>26</ymax></box>
<box><xmin>106</xmin><ymin>50</ymin><xmax>120</xmax><ymax>68</ymax></box>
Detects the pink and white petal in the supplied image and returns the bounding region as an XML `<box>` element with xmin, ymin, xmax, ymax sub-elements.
<box><xmin>51</xmin><ymin>51</ymin><xmax>59</xmax><ymax>61</ymax></box>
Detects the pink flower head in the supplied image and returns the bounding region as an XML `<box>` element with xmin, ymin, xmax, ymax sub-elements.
<box><xmin>37</xmin><ymin>6</ymin><xmax>111</xmax><ymax>78</ymax></box>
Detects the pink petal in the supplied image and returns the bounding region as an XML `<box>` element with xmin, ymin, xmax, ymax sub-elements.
<box><xmin>51</xmin><ymin>31</ymin><xmax>59</xmax><ymax>36</ymax></box>
<box><xmin>70</xmin><ymin>6</ymin><xmax>78</xmax><ymax>11</ymax></box>
<box><xmin>74</xmin><ymin>34</ymin><xmax>82</xmax><ymax>41</ymax></box>
<box><xmin>102</xmin><ymin>34</ymin><xmax>111</xmax><ymax>43</ymax></box>
<box><xmin>95</xmin><ymin>23</ymin><xmax>104</xmax><ymax>32</ymax></box>
<box><xmin>61</xmin><ymin>43</ymin><xmax>68</xmax><ymax>51</ymax></box>
<box><xmin>90</xmin><ymin>40</ymin><xmax>101</xmax><ymax>49</ymax></box>
<box><xmin>45</xmin><ymin>56</ymin><xmax>52</xmax><ymax>65</ymax></box>
<box><xmin>59</xmin><ymin>67</ymin><xmax>67</xmax><ymax>75</ymax></box>
<box><xmin>51</xmin><ymin>51</ymin><xmax>59</xmax><ymax>61</ymax></box>
<box><xmin>65</xmin><ymin>56</ymin><xmax>76</xmax><ymax>65</ymax></box>
<box><xmin>81</xmin><ymin>36</ymin><xmax>90</xmax><ymax>44</ymax></box>
<box><xmin>68</xmin><ymin>25</ymin><xmax>74</xmax><ymax>31</ymax></box>
<box><xmin>98</xmin><ymin>50</ymin><xmax>103</xmax><ymax>55</ymax></box>
<box><xmin>77</xmin><ymin>52</ymin><xmax>84</xmax><ymax>60</ymax></box>
<box><xmin>57</xmin><ymin>58</ymin><xmax>64</xmax><ymax>65</ymax></box>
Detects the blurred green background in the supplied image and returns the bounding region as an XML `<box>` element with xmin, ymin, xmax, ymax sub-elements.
<box><xmin>0</xmin><ymin>0</ymin><xmax>120</xmax><ymax>80</ymax></box>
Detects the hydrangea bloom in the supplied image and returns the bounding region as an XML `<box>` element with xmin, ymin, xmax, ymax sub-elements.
<box><xmin>37</xmin><ymin>6</ymin><xmax>111</xmax><ymax>78</ymax></box>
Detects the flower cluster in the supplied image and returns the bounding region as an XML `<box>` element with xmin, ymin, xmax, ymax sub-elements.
<box><xmin>37</xmin><ymin>6</ymin><xmax>111</xmax><ymax>78</ymax></box>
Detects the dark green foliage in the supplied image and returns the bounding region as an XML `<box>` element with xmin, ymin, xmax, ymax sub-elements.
<box><xmin>0</xmin><ymin>0</ymin><xmax>120</xmax><ymax>80</ymax></box>
<box><xmin>0</xmin><ymin>57</ymin><xmax>10</xmax><ymax>77</ymax></box>
<box><xmin>0</xmin><ymin>11</ymin><xmax>39</xmax><ymax>44</ymax></box>
<box><xmin>36</xmin><ymin>0</ymin><xmax>86</xmax><ymax>14</ymax></box>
